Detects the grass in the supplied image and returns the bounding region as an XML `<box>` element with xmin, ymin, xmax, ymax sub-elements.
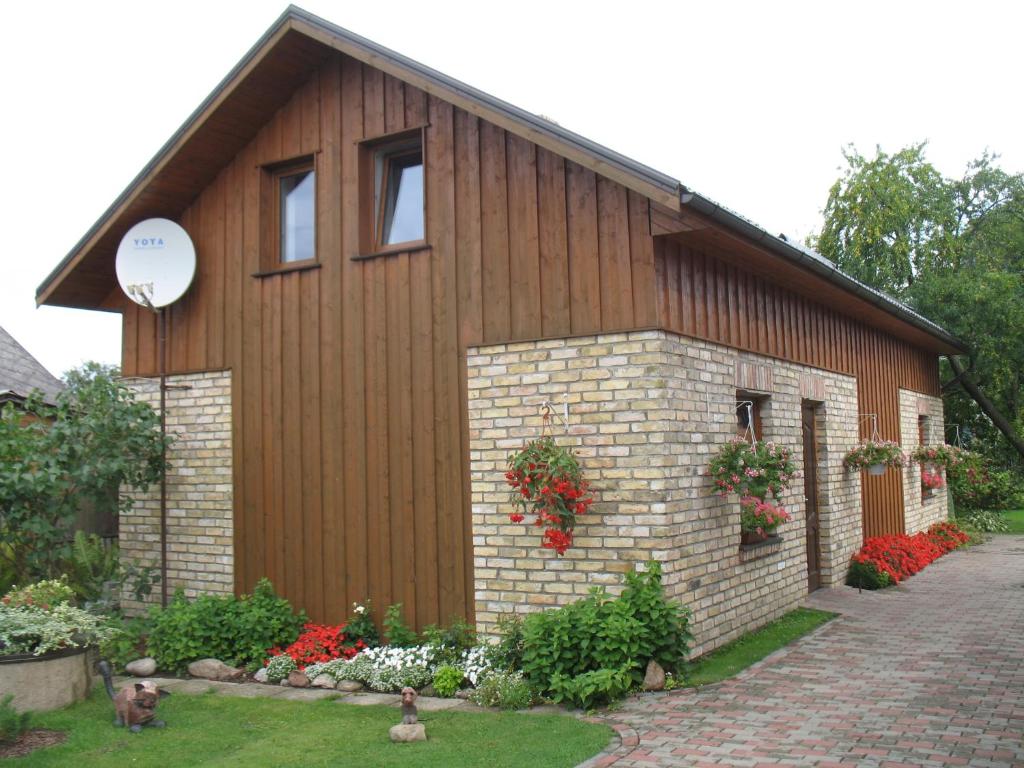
<box><xmin>17</xmin><ymin>689</ymin><xmax>611</xmax><ymax>768</ymax></box>
<box><xmin>683</xmin><ymin>607</ymin><xmax>835</xmax><ymax>688</ymax></box>
<box><xmin>1000</xmin><ymin>509</ymin><xmax>1024</xmax><ymax>534</ymax></box>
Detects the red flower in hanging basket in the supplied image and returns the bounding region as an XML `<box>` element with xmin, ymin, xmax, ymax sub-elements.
<box><xmin>505</xmin><ymin>436</ymin><xmax>593</xmax><ymax>555</ymax></box>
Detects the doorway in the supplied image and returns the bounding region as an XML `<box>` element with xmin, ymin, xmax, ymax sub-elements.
<box><xmin>801</xmin><ymin>402</ymin><xmax>822</xmax><ymax>592</ymax></box>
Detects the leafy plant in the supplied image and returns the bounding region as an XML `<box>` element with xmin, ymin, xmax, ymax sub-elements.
<box><xmin>947</xmin><ymin>451</ymin><xmax>1021</xmax><ymax>511</ymax></box>
<box><xmin>98</xmin><ymin>614</ymin><xmax>151</xmax><ymax>672</ymax></box>
<box><xmin>845</xmin><ymin>559</ymin><xmax>891</xmax><ymax>590</ymax></box>
<box><xmin>344</xmin><ymin>602</ymin><xmax>379</xmax><ymax>647</ymax></box>
<box><xmin>548</xmin><ymin>665</ymin><xmax>632</xmax><ymax>710</ymax></box>
<box><xmin>0</xmin><ymin>363</ymin><xmax>168</xmax><ymax>584</ymax></box>
<box><xmin>954</xmin><ymin>508</ymin><xmax>1009</xmax><ymax>533</ymax></box>
<box><xmin>119</xmin><ymin>561</ymin><xmax>161</xmax><ymax>603</ymax></box>
<box><xmin>146</xmin><ymin>578</ymin><xmax>306</xmax><ymax>673</ymax></box>
<box><xmin>469</xmin><ymin>671</ymin><xmax>535</xmax><ymax>710</ymax></box>
<box><xmin>707</xmin><ymin>438</ymin><xmax>796</xmax><ymax>501</ymax></box>
<box><xmin>63</xmin><ymin>532</ymin><xmax>120</xmax><ymax>604</ymax></box>
<box><xmin>0</xmin><ymin>602</ymin><xmax>117</xmax><ymax>656</ymax></box>
<box><xmin>843</xmin><ymin>439</ymin><xmax>906</xmax><ymax>471</ymax></box>
<box><xmin>0</xmin><ymin>694</ymin><xmax>30</xmax><ymax>745</ymax></box>
<box><xmin>520</xmin><ymin>562</ymin><xmax>690</xmax><ymax>703</ymax></box>
<box><xmin>382</xmin><ymin>603</ymin><xmax>418</xmax><ymax>648</ymax></box>
<box><xmin>2</xmin><ymin>577</ymin><xmax>75</xmax><ymax>609</ymax></box>
<box><xmin>485</xmin><ymin>614</ymin><xmax>524</xmax><ymax>672</ymax></box>
<box><xmin>432</xmin><ymin>665</ymin><xmax>465</xmax><ymax>697</ymax></box>
<box><xmin>422</xmin><ymin>616</ymin><xmax>476</xmax><ymax>665</ymax></box>
<box><xmin>505</xmin><ymin>436</ymin><xmax>594</xmax><ymax>554</ymax></box>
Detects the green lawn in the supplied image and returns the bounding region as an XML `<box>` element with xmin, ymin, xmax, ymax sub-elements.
<box><xmin>18</xmin><ymin>690</ymin><xmax>611</xmax><ymax>768</ymax></box>
<box><xmin>684</xmin><ymin>607</ymin><xmax>835</xmax><ymax>688</ymax></box>
<box><xmin>1001</xmin><ymin>509</ymin><xmax>1024</xmax><ymax>534</ymax></box>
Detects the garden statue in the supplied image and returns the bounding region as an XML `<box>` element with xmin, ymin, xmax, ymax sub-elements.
<box><xmin>400</xmin><ymin>686</ymin><xmax>418</xmax><ymax>724</ymax></box>
<box><xmin>98</xmin><ymin>660</ymin><xmax>170</xmax><ymax>733</ymax></box>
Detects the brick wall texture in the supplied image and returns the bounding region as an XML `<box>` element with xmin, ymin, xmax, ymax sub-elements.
<box><xmin>467</xmin><ymin>330</ymin><xmax>864</xmax><ymax>656</ymax></box>
<box><xmin>900</xmin><ymin>388</ymin><xmax>950</xmax><ymax>534</ymax></box>
<box><xmin>121</xmin><ymin>370</ymin><xmax>234</xmax><ymax>613</ymax></box>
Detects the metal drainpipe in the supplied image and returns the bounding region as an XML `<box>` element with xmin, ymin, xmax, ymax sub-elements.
<box><xmin>158</xmin><ymin>308</ymin><xmax>168</xmax><ymax>608</ymax></box>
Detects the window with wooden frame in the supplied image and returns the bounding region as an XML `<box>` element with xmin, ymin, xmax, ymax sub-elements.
<box><xmin>260</xmin><ymin>156</ymin><xmax>316</xmax><ymax>271</ymax></box>
<box><xmin>359</xmin><ymin>130</ymin><xmax>425</xmax><ymax>256</ymax></box>
<box><xmin>918</xmin><ymin>415</ymin><xmax>930</xmax><ymax>500</ymax></box>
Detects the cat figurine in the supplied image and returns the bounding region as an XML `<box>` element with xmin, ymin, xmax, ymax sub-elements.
<box><xmin>98</xmin><ymin>660</ymin><xmax>170</xmax><ymax>733</ymax></box>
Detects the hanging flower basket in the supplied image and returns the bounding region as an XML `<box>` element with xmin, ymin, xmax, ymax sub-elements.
<box><xmin>504</xmin><ymin>436</ymin><xmax>593</xmax><ymax>555</ymax></box>
<box><xmin>843</xmin><ymin>440</ymin><xmax>906</xmax><ymax>473</ymax></box>
<box><xmin>910</xmin><ymin>444</ymin><xmax>964</xmax><ymax>471</ymax></box>
<box><xmin>707</xmin><ymin>437</ymin><xmax>797</xmax><ymax>542</ymax></box>
<box><xmin>739</xmin><ymin>495</ymin><xmax>790</xmax><ymax>541</ymax></box>
<box><xmin>921</xmin><ymin>468</ymin><xmax>946</xmax><ymax>493</ymax></box>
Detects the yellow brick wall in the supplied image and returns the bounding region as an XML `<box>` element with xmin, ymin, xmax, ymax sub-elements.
<box><xmin>899</xmin><ymin>388</ymin><xmax>950</xmax><ymax>534</ymax></box>
<box><xmin>120</xmin><ymin>371</ymin><xmax>233</xmax><ymax>613</ymax></box>
<box><xmin>467</xmin><ymin>330</ymin><xmax>863</xmax><ymax>656</ymax></box>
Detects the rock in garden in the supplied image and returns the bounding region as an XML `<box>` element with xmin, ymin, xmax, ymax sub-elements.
<box><xmin>336</xmin><ymin>680</ymin><xmax>363</xmax><ymax>692</ymax></box>
<box><xmin>643</xmin><ymin>659</ymin><xmax>666</xmax><ymax>692</ymax></box>
<box><xmin>419</xmin><ymin>684</ymin><xmax>436</xmax><ymax>698</ymax></box>
<box><xmin>253</xmin><ymin>668</ymin><xmax>269</xmax><ymax>684</ymax></box>
<box><xmin>188</xmin><ymin>658</ymin><xmax>242</xmax><ymax>681</ymax></box>
<box><xmin>287</xmin><ymin>671</ymin><xmax>310</xmax><ymax>688</ymax></box>
<box><xmin>125</xmin><ymin>658</ymin><xmax>157</xmax><ymax>677</ymax></box>
<box><xmin>389</xmin><ymin>723</ymin><xmax>427</xmax><ymax>742</ymax></box>
<box><xmin>454</xmin><ymin>689</ymin><xmax>472</xmax><ymax>699</ymax></box>
<box><xmin>311</xmin><ymin>674</ymin><xmax>335</xmax><ymax>689</ymax></box>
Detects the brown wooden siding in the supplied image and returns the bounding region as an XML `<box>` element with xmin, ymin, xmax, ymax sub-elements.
<box><xmin>655</xmin><ymin>238</ymin><xmax>940</xmax><ymax>538</ymax></box>
<box><xmin>118</xmin><ymin>52</ymin><xmax>942</xmax><ymax>622</ymax></box>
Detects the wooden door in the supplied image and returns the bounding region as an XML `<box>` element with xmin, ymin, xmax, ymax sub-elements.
<box><xmin>801</xmin><ymin>403</ymin><xmax>822</xmax><ymax>592</ymax></box>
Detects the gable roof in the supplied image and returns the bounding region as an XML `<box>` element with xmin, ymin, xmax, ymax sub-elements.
<box><xmin>35</xmin><ymin>5</ymin><xmax>966</xmax><ymax>355</ymax></box>
<box><xmin>0</xmin><ymin>325</ymin><xmax>64</xmax><ymax>406</ymax></box>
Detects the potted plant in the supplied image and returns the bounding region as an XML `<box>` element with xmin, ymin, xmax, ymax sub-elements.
<box><xmin>707</xmin><ymin>438</ymin><xmax>797</xmax><ymax>543</ymax></box>
<box><xmin>504</xmin><ymin>436</ymin><xmax>593</xmax><ymax>555</ymax></box>
<box><xmin>739</xmin><ymin>496</ymin><xmax>791</xmax><ymax>544</ymax></box>
<box><xmin>843</xmin><ymin>439</ymin><xmax>906</xmax><ymax>475</ymax></box>
<box><xmin>910</xmin><ymin>444</ymin><xmax>964</xmax><ymax>471</ymax></box>
<box><xmin>920</xmin><ymin>468</ymin><xmax>946</xmax><ymax>495</ymax></box>
<box><xmin>0</xmin><ymin>579</ymin><xmax>118</xmax><ymax>713</ymax></box>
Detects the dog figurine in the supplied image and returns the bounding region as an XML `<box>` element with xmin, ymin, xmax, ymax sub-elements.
<box><xmin>400</xmin><ymin>686</ymin><xmax>418</xmax><ymax>724</ymax></box>
<box><xmin>98</xmin><ymin>660</ymin><xmax>170</xmax><ymax>733</ymax></box>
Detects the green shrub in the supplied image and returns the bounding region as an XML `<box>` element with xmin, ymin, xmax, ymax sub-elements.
<box><xmin>423</xmin><ymin>616</ymin><xmax>476</xmax><ymax>665</ymax></box>
<box><xmin>63</xmin><ymin>532</ymin><xmax>120</xmax><ymax>604</ymax></box>
<box><xmin>520</xmin><ymin>562</ymin><xmax>690</xmax><ymax>701</ymax></box>
<box><xmin>266</xmin><ymin>654</ymin><xmax>297</xmax><ymax>683</ymax></box>
<box><xmin>0</xmin><ymin>694</ymin><xmax>30</xmax><ymax>745</ymax></box>
<box><xmin>549</xmin><ymin>665</ymin><xmax>633</xmax><ymax>710</ymax></box>
<box><xmin>432</xmin><ymin>665</ymin><xmax>465</xmax><ymax>698</ymax></box>
<box><xmin>955</xmin><ymin>508</ymin><xmax>1009</xmax><ymax>533</ymax></box>
<box><xmin>382</xmin><ymin>603</ymin><xmax>418</xmax><ymax>647</ymax></box>
<box><xmin>98</xmin><ymin>614</ymin><xmax>151</xmax><ymax>672</ymax></box>
<box><xmin>0</xmin><ymin>601</ymin><xmax>117</xmax><ymax>656</ymax></box>
<box><xmin>948</xmin><ymin>452</ymin><xmax>1020</xmax><ymax>511</ymax></box>
<box><xmin>485</xmin><ymin>614</ymin><xmax>524</xmax><ymax>672</ymax></box>
<box><xmin>845</xmin><ymin>560</ymin><xmax>891</xmax><ymax>590</ymax></box>
<box><xmin>344</xmin><ymin>602</ymin><xmax>379</xmax><ymax>647</ymax></box>
<box><xmin>469</xmin><ymin>671</ymin><xmax>535</xmax><ymax>710</ymax></box>
<box><xmin>3</xmin><ymin>577</ymin><xmax>75</xmax><ymax>609</ymax></box>
<box><xmin>147</xmin><ymin>578</ymin><xmax>305</xmax><ymax>673</ymax></box>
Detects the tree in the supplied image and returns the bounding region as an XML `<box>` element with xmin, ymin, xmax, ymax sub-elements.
<box><xmin>812</xmin><ymin>144</ymin><xmax>1024</xmax><ymax>465</ymax></box>
<box><xmin>0</xmin><ymin>362</ymin><xmax>168</xmax><ymax>582</ymax></box>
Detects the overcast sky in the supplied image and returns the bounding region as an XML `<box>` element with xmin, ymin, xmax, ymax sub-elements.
<box><xmin>2</xmin><ymin>0</ymin><xmax>1021</xmax><ymax>378</ymax></box>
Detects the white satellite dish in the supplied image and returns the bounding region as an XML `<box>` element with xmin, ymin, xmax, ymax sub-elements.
<box><xmin>115</xmin><ymin>218</ymin><xmax>196</xmax><ymax>308</ymax></box>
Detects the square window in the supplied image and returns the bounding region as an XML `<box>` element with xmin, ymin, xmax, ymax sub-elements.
<box><xmin>736</xmin><ymin>392</ymin><xmax>764</xmax><ymax>442</ymax></box>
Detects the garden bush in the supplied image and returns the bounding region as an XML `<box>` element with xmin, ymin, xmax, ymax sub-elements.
<box><xmin>947</xmin><ymin>451</ymin><xmax>1021</xmax><ymax>511</ymax></box>
<box><xmin>954</xmin><ymin>508</ymin><xmax>1009</xmax><ymax>533</ymax></box>
<box><xmin>846</xmin><ymin>521</ymin><xmax>969</xmax><ymax>589</ymax></box>
<box><xmin>98</xmin><ymin>614</ymin><xmax>151</xmax><ymax>672</ymax></box>
<box><xmin>0</xmin><ymin>694</ymin><xmax>30</xmax><ymax>745</ymax></box>
<box><xmin>382</xmin><ymin>603</ymin><xmax>419</xmax><ymax>647</ymax></box>
<box><xmin>422</xmin><ymin>615</ymin><xmax>476</xmax><ymax>665</ymax></box>
<box><xmin>0</xmin><ymin>600</ymin><xmax>117</xmax><ymax>656</ymax></box>
<box><xmin>147</xmin><ymin>578</ymin><xmax>305</xmax><ymax>673</ymax></box>
<box><xmin>485</xmin><ymin>614</ymin><xmax>524</xmax><ymax>672</ymax></box>
<box><xmin>520</xmin><ymin>562</ymin><xmax>690</xmax><ymax>704</ymax></box>
<box><xmin>548</xmin><ymin>665</ymin><xmax>633</xmax><ymax>710</ymax></box>
<box><xmin>469</xmin><ymin>671</ymin><xmax>535</xmax><ymax>710</ymax></box>
<box><xmin>432</xmin><ymin>665</ymin><xmax>465</xmax><ymax>698</ymax></box>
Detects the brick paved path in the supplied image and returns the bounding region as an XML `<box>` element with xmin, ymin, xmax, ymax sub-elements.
<box><xmin>588</xmin><ymin>535</ymin><xmax>1024</xmax><ymax>767</ymax></box>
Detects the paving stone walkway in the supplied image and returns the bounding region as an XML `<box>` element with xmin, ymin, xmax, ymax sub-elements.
<box><xmin>586</xmin><ymin>535</ymin><xmax>1024</xmax><ymax>768</ymax></box>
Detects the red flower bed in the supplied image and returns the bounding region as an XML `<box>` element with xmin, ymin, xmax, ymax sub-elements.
<box><xmin>267</xmin><ymin>623</ymin><xmax>365</xmax><ymax>669</ymax></box>
<box><xmin>849</xmin><ymin>521</ymin><xmax>969</xmax><ymax>587</ymax></box>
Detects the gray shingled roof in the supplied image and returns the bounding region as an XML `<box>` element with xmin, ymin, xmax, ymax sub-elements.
<box><xmin>0</xmin><ymin>325</ymin><xmax>64</xmax><ymax>406</ymax></box>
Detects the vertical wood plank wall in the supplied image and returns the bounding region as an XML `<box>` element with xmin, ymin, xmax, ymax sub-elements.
<box><xmin>119</xmin><ymin>52</ymin><xmax>942</xmax><ymax>621</ymax></box>
<box><xmin>654</xmin><ymin>239</ymin><xmax>940</xmax><ymax>537</ymax></box>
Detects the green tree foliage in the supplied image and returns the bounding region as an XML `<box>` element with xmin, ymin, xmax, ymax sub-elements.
<box><xmin>813</xmin><ymin>144</ymin><xmax>1024</xmax><ymax>465</ymax></box>
<box><xmin>0</xmin><ymin>362</ymin><xmax>168</xmax><ymax>582</ymax></box>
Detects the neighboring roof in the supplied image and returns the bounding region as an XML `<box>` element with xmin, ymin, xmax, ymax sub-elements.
<box><xmin>0</xmin><ymin>325</ymin><xmax>64</xmax><ymax>406</ymax></box>
<box><xmin>35</xmin><ymin>4</ymin><xmax>966</xmax><ymax>355</ymax></box>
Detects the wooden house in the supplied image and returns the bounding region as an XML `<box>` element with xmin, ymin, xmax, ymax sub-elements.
<box><xmin>36</xmin><ymin>7</ymin><xmax>964</xmax><ymax>651</ymax></box>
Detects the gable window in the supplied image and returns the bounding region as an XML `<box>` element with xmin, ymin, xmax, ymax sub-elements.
<box><xmin>277</xmin><ymin>161</ymin><xmax>315</xmax><ymax>263</ymax></box>
<box><xmin>258</xmin><ymin>156</ymin><xmax>317</xmax><ymax>273</ymax></box>
<box><xmin>358</xmin><ymin>129</ymin><xmax>426</xmax><ymax>257</ymax></box>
